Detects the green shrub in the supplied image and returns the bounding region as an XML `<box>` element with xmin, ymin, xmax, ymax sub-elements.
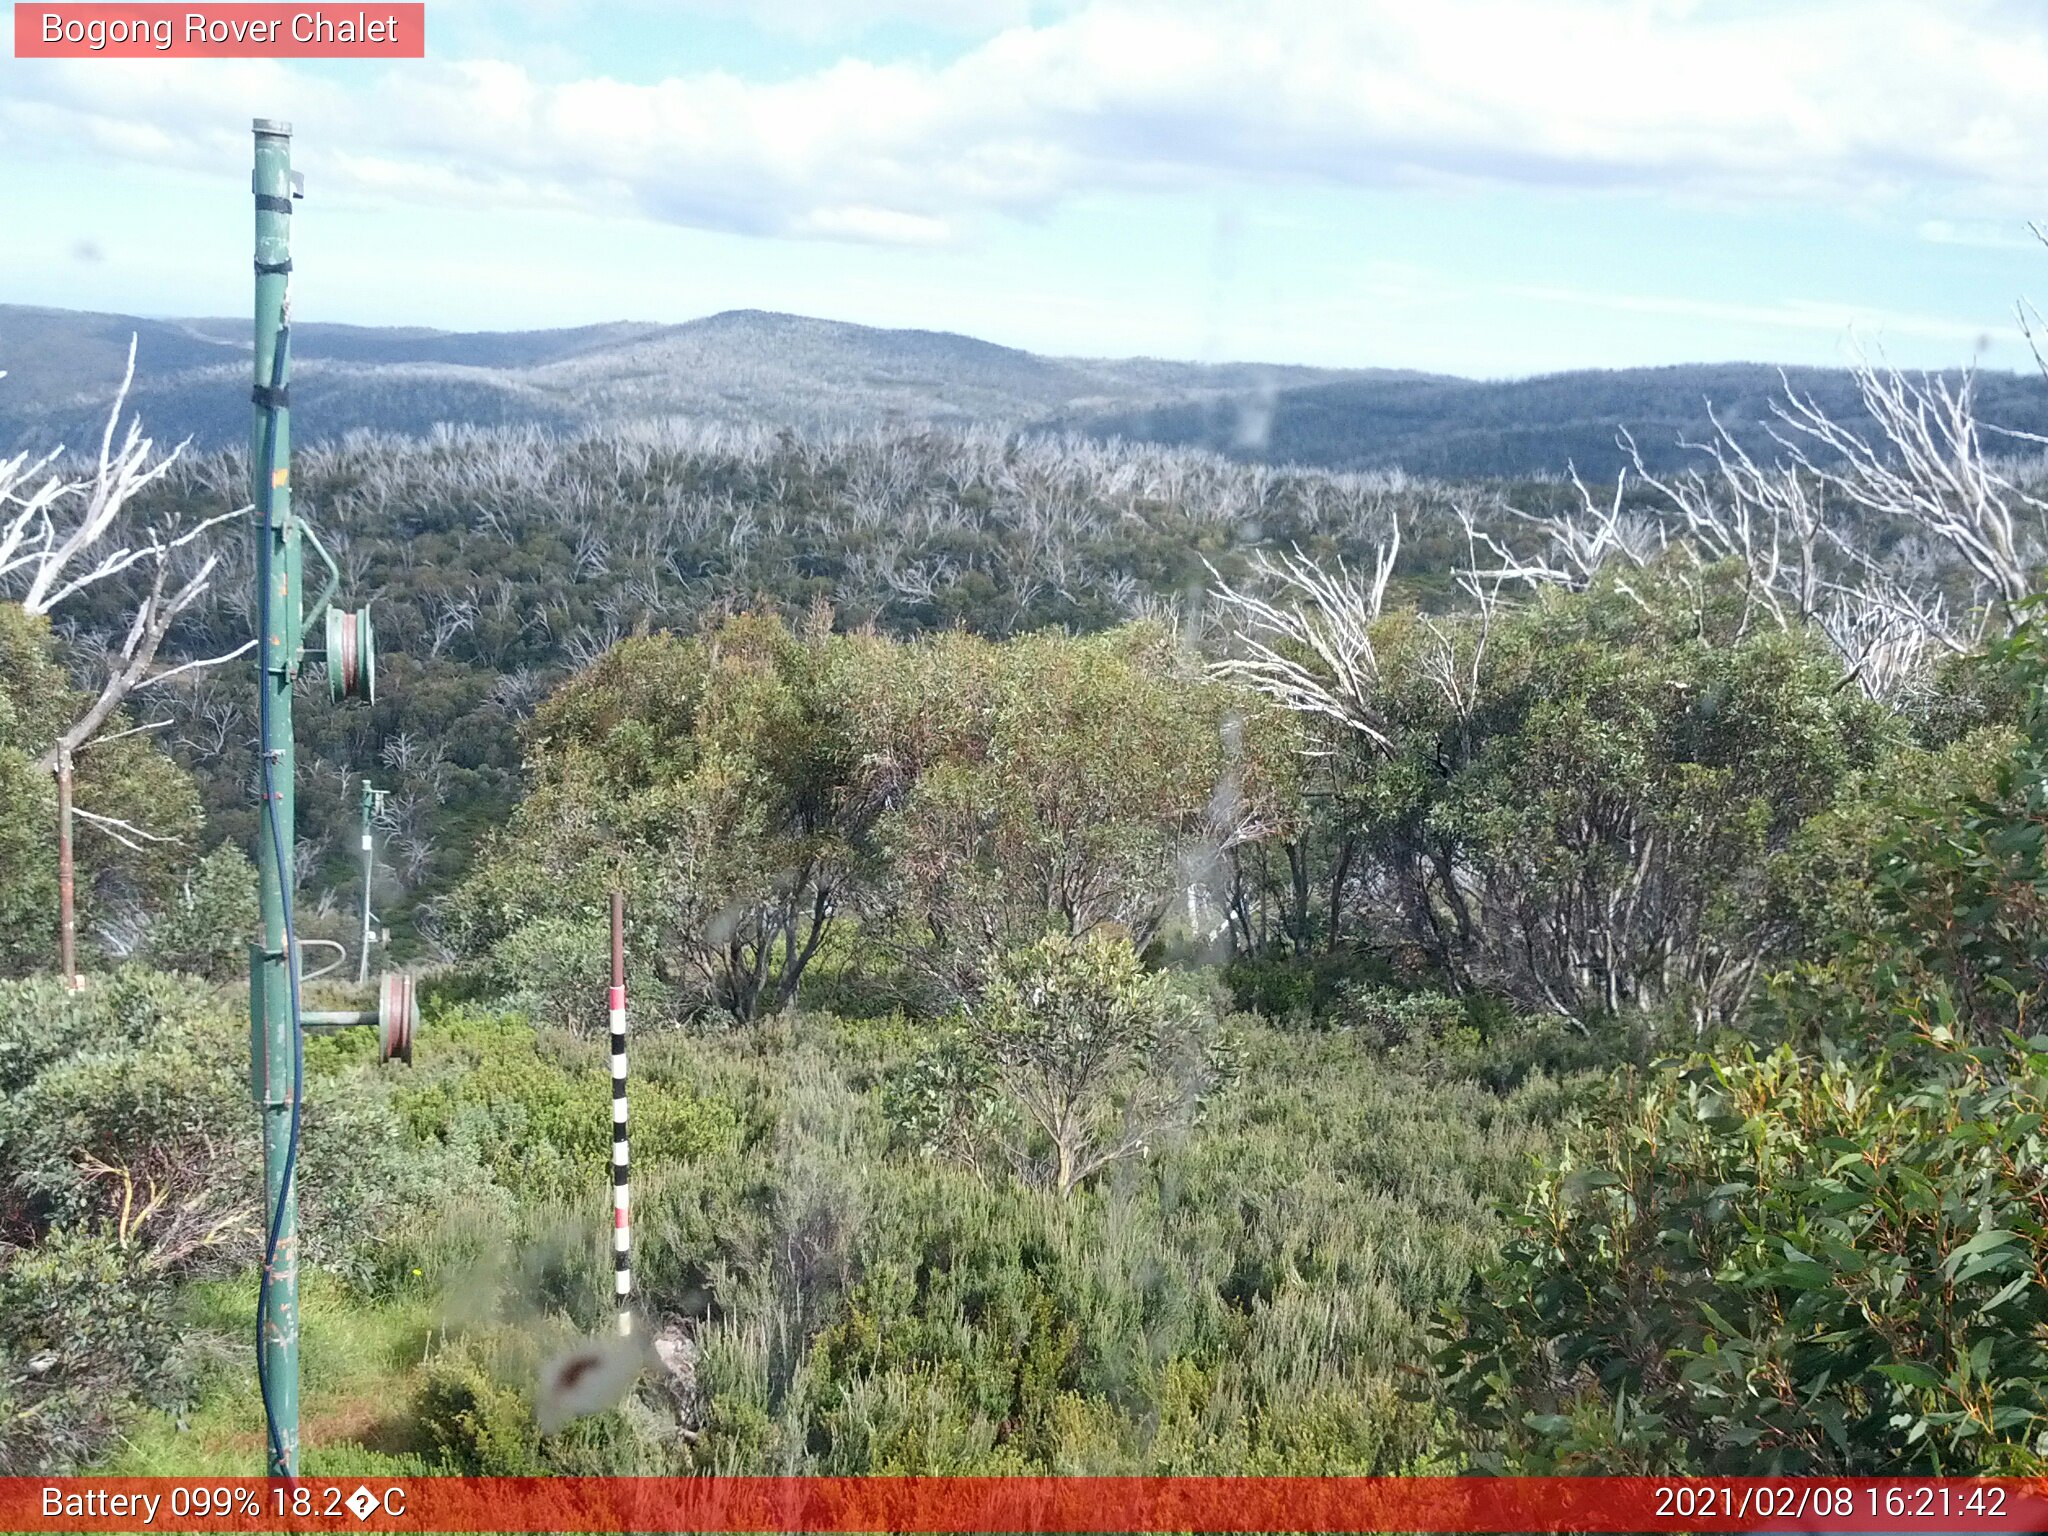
<box><xmin>297</xmin><ymin>1068</ymin><xmax>500</xmax><ymax>1289</ymax></box>
<box><xmin>413</xmin><ymin>1340</ymin><xmax>546</xmax><ymax>1475</ymax></box>
<box><xmin>1435</xmin><ymin>605</ymin><xmax>2048</xmax><ymax>1476</ymax></box>
<box><xmin>1324</xmin><ymin>981</ymin><xmax>1624</xmax><ymax>1092</ymax></box>
<box><xmin>412</xmin><ymin>1322</ymin><xmax>680</xmax><ymax>1476</ymax></box>
<box><xmin>1842</xmin><ymin>617</ymin><xmax>2048</xmax><ymax>1047</ymax></box>
<box><xmin>145</xmin><ymin>845</ymin><xmax>257</xmax><ymax>981</ymax></box>
<box><xmin>1224</xmin><ymin>949</ymin><xmax>1395</xmax><ymax>1024</ymax></box>
<box><xmin>1441</xmin><ymin>1032</ymin><xmax>2048</xmax><ymax>1473</ymax></box>
<box><xmin>0</xmin><ymin>968</ymin><xmax>200</xmax><ymax>1097</ymax></box>
<box><xmin>898</xmin><ymin>931</ymin><xmax>1231</xmax><ymax>1198</ymax></box>
<box><xmin>0</xmin><ymin>970</ymin><xmax>253</xmax><ymax>1266</ymax></box>
<box><xmin>1225</xmin><ymin>954</ymin><xmax>1317</xmax><ymax>1021</ymax></box>
<box><xmin>0</xmin><ymin>965</ymin><xmax>496</xmax><ymax>1472</ymax></box>
<box><xmin>1343</xmin><ymin>985</ymin><xmax>1465</xmax><ymax>1050</ymax></box>
<box><xmin>653</xmin><ymin>1016</ymin><xmax>1574</xmax><ymax>1475</ymax></box>
<box><xmin>484</xmin><ymin>913</ymin><xmax>629</xmax><ymax>1036</ymax></box>
<box><xmin>0</xmin><ymin>966</ymin><xmax>478</xmax><ymax>1290</ymax></box>
<box><xmin>0</xmin><ymin>1228</ymin><xmax>187</xmax><ymax>1473</ymax></box>
<box><xmin>394</xmin><ymin>1006</ymin><xmax>738</xmax><ymax>1206</ymax></box>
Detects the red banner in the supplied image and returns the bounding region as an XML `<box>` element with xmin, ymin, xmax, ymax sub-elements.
<box><xmin>12</xmin><ymin>4</ymin><xmax>425</xmax><ymax>58</ymax></box>
<box><xmin>10</xmin><ymin>1476</ymin><xmax>2048</xmax><ymax>1532</ymax></box>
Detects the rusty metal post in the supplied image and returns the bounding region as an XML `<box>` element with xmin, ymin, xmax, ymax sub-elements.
<box><xmin>55</xmin><ymin>744</ymin><xmax>77</xmax><ymax>989</ymax></box>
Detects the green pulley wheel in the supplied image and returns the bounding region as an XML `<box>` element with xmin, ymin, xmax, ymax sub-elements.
<box><xmin>326</xmin><ymin>605</ymin><xmax>376</xmax><ymax>704</ymax></box>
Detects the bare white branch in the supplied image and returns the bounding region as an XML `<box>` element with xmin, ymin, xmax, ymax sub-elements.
<box><xmin>1206</xmin><ymin>524</ymin><xmax>1401</xmax><ymax>753</ymax></box>
<box><xmin>74</xmin><ymin>717</ymin><xmax>175</xmax><ymax>751</ymax></box>
<box><xmin>1</xmin><ymin>348</ymin><xmax>248</xmax><ymax>778</ymax></box>
<box><xmin>135</xmin><ymin>637</ymin><xmax>258</xmax><ymax>691</ymax></box>
<box><xmin>72</xmin><ymin>806</ymin><xmax>183</xmax><ymax>851</ymax></box>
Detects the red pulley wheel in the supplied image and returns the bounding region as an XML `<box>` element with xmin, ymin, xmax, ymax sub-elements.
<box><xmin>377</xmin><ymin>972</ymin><xmax>414</xmax><ymax>1064</ymax></box>
<box><xmin>326</xmin><ymin>606</ymin><xmax>376</xmax><ymax>703</ymax></box>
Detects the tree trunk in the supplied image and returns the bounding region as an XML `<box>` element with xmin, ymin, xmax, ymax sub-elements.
<box><xmin>55</xmin><ymin>745</ymin><xmax>79</xmax><ymax>989</ymax></box>
<box><xmin>1226</xmin><ymin>851</ymin><xmax>1256</xmax><ymax>954</ymax></box>
<box><xmin>1327</xmin><ymin>836</ymin><xmax>1355</xmax><ymax>954</ymax></box>
<box><xmin>1286</xmin><ymin>840</ymin><xmax>1311</xmax><ymax>956</ymax></box>
<box><xmin>769</xmin><ymin>885</ymin><xmax>836</xmax><ymax>1014</ymax></box>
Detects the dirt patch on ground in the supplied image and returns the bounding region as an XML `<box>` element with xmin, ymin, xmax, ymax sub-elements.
<box><xmin>205</xmin><ymin>1395</ymin><xmax>420</xmax><ymax>1458</ymax></box>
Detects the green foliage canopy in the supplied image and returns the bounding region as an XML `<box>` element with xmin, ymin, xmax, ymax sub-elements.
<box><xmin>456</xmin><ymin>613</ymin><xmax>878</xmax><ymax>1025</ymax></box>
<box><xmin>461</xmin><ymin>616</ymin><xmax>1283</xmax><ymax>1022</ymax></box>
<box><xmin>1437</xmin><ymin>607</ymin><xmax>2048</xmax><ymax>1475</ymax></box>
<box><xmin>849</xmin><ymin>622</ymin><xmax>1281</xmax><ymax>998</ymax></box>
<box><xmin>1231</xmin><ymin>562</ymin><xmax>1899</xmax><ymax>1032</ymax></box>
<box><xmin>0</xmin><ymin>605</ymin><xmax>201</xmax><ymax>974</ymax></box>
<box><xmin>1441</xmin><ymin>1035</ymin><xmax>2048</xmax><ymax>1474</ymax></box>
<box><xmin>897</xmin><ymin>930</ymin><xmax>1230</xmax><ymax>1198</ymax></box>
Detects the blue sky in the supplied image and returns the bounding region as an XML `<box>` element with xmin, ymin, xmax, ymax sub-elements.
<box><xmin>4</xmin><ymin>0</ymin><xmax>2048</xmax><ymax>377</ymax></box>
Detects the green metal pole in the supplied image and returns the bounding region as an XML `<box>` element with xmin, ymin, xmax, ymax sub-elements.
<box><xmin>250</xmin><ymin>115</ymin><xmax>299</xmax><ymax>1479</ymax></box>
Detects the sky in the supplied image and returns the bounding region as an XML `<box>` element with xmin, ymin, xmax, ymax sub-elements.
<box><xmin>4</xmin><ymin>0</ymin><xmax>2048</xmax><ymax>377</ymax></box>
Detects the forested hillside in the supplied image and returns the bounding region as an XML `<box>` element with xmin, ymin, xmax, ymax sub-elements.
<box><xmin>103</xmin><ymin>423</ymin><xmax>1527</xmax><ymax>946</ymax></box>
<box><xmin>7</xmin><ymin>349</ymin><xmax>2048</xmax><ymax>1480</ymax></box>
<box><xmin>11</xmin><ymin>302</ymin><xmax>2045</xmax><ymax>481</ymax></box>
<box><xmin>1057</xmin><ymin>361</ymin><xmax>2048</xmax><ymax>479</ymax></box>
<box><xmin>0</xmin><ymin>304</ymin><xmax>1375</xmax><ymax>459</ymax></box>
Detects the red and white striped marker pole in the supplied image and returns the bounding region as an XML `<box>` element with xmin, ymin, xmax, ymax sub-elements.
<box><xmin>608</xmin><ymin>890</ymin><xmax>632</xmax><ymax>1339</ymax></box>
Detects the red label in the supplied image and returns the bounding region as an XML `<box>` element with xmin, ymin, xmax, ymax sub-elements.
<box><xmin>13</xmin><ymin>4</ymin><xmax>425</xmax><ymax>56</ymax></box>
<box><xmin>7</xmin><ymin>1477</ymin><xmax>2048</xmax><ymax>1533</ymax></box>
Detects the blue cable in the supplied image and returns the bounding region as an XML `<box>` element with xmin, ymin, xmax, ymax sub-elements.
<box><xmin>252</xmin><ymin>323</ymin><xmax>304</xmax><ymax>1475</ymax></box>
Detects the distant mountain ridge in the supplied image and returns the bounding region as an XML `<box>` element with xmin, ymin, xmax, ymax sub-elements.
<box><xmin>0</xmin><ymin>303</ymin><xmax>1388</xmax><ymax>455</ymax></box>
<box><xmin>4</xmin><ymin>301</ymin><xmax>2045</xmax><ymax>481</ymax></box>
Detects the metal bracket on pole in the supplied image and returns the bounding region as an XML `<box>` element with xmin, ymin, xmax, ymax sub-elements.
<box><xmin>247</xmin><ymin>944</ymin><xmax>293</xmax><ymax>1107</ymax></box>
<box><xmin>297</xmin><ymin>937</ymin><xmax>346</xmax><ymax>982</ymax></box>
<box><xmin>302</xmin><ymin>519</ymin><xmax>342</xmax><ymax>631</ymax></box>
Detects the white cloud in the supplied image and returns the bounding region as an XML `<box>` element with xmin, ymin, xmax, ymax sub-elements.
<box><xmin>6</xmin><ymin>0</ymin><xmax>2048</xmax><ymax>246</ymax></box>
<box><xmin>793</xmin><ymin>205</ymin><xmax>953</xmax><ymax>243</ymax></box>
<box><xmin>1918</xmin><ymin>218</ymin><xmax>2040</xmax><ymax>251</ymax></box>
<box><xmin>674</xmin><ymin>0</ymin><xmax>1040</xmax><ymax>45</ymax></box>
<box><xmin>1505</xmin><ymin>282</ymin><xmax>2000</xmax><ymax>348</ymax></box>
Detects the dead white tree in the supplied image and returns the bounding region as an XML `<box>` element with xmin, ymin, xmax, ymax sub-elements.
<box><xmin>1461</xmin><ymin>351</ymin><xmax>2044</xmax><ymax>703</ymax></box>
<box><xmin>424</xmin><ymin>585</ymin><xmax>480</xmax><ymax>658</ymax></box>
<box><xmin>1775</xmin><ymin>357</ymin><xmax>2045</xmax><ymax>629</ymax></box>
<box><xmin>0</xmin><ymin>342</ymin><xmax>252</xmax><ymax>983</ymax></box>
<box><xmin>1418</xmin><ymin>505</ymin><xmax>1514</xmax><ymax>722</ymax></box>
<box><xmin>1204</xmin><ymin>523</ymin><xmax>1402</xmax><ymax>754</ymax></box>
<box><xmin>884</xmin><ymin>553</ymin><xmax>955</xmax><ymax>605</ymax></box>
<box><xmin>564</xmin><ymin>621</ymin><xmax>626</xmax><ymax>671</ymax></box>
